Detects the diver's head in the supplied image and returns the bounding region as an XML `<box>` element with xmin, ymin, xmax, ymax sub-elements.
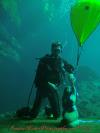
<box><xmin>51</xmin><ymin>41</ymin><xmax>62</xmax><ymax>57</ymax></box>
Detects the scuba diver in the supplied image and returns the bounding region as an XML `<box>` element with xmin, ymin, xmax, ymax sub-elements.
<box><xmin>16</xmin><ymin>41</ymin><xmax>76</xmax><ymax>120</ymax></box>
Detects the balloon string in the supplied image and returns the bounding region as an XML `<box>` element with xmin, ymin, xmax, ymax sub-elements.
<box><xmin>76</xmin><ymin>43</ymin><xmax>83</xmax><ymax>70</ymax></box>
<box><xmin>77</xmin><ymin>47</ymin><xmax>80</xmax><ymax>66</ymax></box>
<box><xmin>74</xmin><ymin>44</ymin><xmax>83</xmax><ymax>97</ymax></box>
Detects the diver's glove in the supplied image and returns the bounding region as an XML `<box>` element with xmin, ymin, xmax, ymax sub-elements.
<box><xmin>48</xmin><ymin>82</ymin><xmax>58</xmax><ymax>90</ymax></box>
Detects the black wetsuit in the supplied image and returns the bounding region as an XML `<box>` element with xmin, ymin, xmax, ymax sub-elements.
<box><xmin>31</xmin><ymin>54</ymin><xmax>74</xmax><ymax>118</ymax></box>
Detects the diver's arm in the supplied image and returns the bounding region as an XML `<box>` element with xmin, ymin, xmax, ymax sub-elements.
<box><xmin>63</xmin><ymin>60</ymin><xmax>74</xmax><ymax>73</ymax></box>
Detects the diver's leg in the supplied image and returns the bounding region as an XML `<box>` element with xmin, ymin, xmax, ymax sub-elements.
<box><xmin>31</xmin><ymin>89</ymin><xmax>43</xmax><ymax>118</ymax></box>
<box><xmin>48</xmin><ymin>89</ymin><xmax>60</xmax><ymax>119</ymax></box>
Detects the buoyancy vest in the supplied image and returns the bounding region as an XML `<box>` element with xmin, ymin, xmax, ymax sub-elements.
<box><xmin>34</xmin><ymin>54</ymin><xmax>74</xmax><ymax>88</ymax></box>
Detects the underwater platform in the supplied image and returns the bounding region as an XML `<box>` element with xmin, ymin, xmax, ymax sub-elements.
<box><xmin>0</xmin><ymin>113</ymin><xmax>100</xmax><ymax>133</ymax></box>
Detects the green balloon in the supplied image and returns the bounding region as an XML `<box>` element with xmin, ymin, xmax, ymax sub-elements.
<box><xmin>70</xmin><ymin>0</ymin><xmax>100</xmax><ymax>46</ymax></box>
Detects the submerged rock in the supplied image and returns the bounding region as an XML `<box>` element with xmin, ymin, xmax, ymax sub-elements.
<box><xmin>77</xmin><ymin>66</ymin><xmax>100</xmax><ymax>118</ymax></box>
